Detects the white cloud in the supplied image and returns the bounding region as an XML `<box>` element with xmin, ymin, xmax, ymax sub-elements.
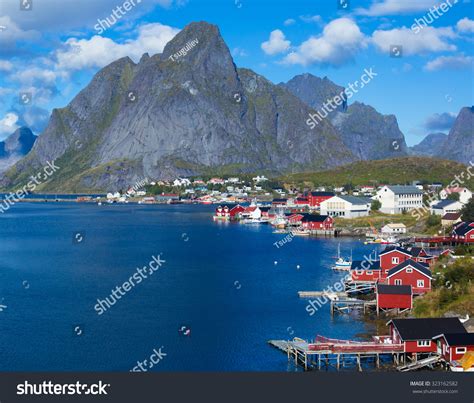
<box><xmin>299</xmin><ymin>15</ymin><xmax>322</xmax><ymax>24</ymax></box>
<box><xmin>232</xmin><ymin>47</ymin><xmax>248</xmax><ymax>57</ymax></box>
<box><xmin>55</xmin><ymin>23</ymin><xmax>180</xmax><ymax>71</ymax></box>
<box><xmin>261</xmin><ymin>30</ymin><xmax>291</xmax><ymax>55</ymax></box>
<box><xmin>283</xmin><ymin>18</ymin><xmax>367</xmax><ymax>66</ymax></box>
<box><xmin>0</xmin><ymin>113</ymin><xmax>19</xmax><ymax>137</ymax></box>
<box><xmin>0</xmin><ymin>60</ymin><xmax>13</xmax><ymax>72</ymax></box>
<box><xmin>372</xmin><ymin>26</ymin><xmax>457</xmax><ymax>55</ymax></box>
<box><xmin>0</xmin><ymin>15</ymin><xmax>39</xmax><ymax>52</ymax></box>
<box><xmin>457</xmin><ymin>17</ymin><xmax>474</xmax><ymax>33</ymax></box>
<box><xmin>284</xmin><ymin>19</ymin><xmax>296</xmax><ymax>26</ymax></box>
<box><xmin>424</xmin><ymin>54</ymin><xmax>474</xmax><ymax>71</ymax></box>
<box><xmin>356</xmin><ymin>0</ymin><xmax>436</xmax><ymax>16</ymax></box>
<box><xmin>11</xmin><ymin>68</ymin><xmax>64</xmax><ymax>86</ymax></box>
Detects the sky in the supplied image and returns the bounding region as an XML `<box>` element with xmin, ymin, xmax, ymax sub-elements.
<box><xmin>0</xmin><ymin>0</ymin><xmax>473</xmax><ymax>146</ymax></box>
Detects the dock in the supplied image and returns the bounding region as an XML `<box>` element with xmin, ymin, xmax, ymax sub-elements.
<box><xmin>269</xmin><ymin>335</ymin><xmax>404</xmax><ymax>371</ymax></box>
<box><xmin>298</xmin><ymin>291</ymin><xmax>347</xmax><ymax>298</ymax></box>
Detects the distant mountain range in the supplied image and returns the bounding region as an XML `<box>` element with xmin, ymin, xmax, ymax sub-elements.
<box><xmin>0</xmin><ymin>127</ymin><xmax>36</xmax><ymax>173</ymax></box>
<box><xmin>410</xmin><ymin>106</ymin><xmax>473</xmax><ymax>164</ymax></box>
<box><xmin>0</xmin><ymin>22</ymin><xmax>471</xmax><ymax>192</ymax></box>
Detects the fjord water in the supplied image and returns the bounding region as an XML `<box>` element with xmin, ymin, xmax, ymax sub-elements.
<box><xmin>0</xmin><ymin>203</ymin><xmax>377</xmax><ymax>371</ymax></box>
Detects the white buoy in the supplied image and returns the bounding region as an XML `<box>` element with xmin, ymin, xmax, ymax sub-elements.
<box><xmin>274</xmin><ymin>261</ymin><xmax>278</xmax><ymax>265</ymax></box>
<box><xmin>296</xmin><ymin>265</ymin><xmax>301</xmax><ymax>269</ymax></box>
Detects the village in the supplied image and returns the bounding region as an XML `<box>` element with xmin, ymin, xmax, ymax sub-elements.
<box><xmin>75</xmin><ymin>175</ymin><xmax>474</xmax><ymax>373</ymax></box>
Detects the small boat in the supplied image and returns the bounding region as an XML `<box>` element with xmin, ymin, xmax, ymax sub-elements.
<box><xmin>380</xmin><ymin>236</ymin><xmax>398</xmax><ymax>244</ymax></box>
<box><xmin>292</xmin><ymin>228</ymin><xmax>310</xmax><ymax>236</ymax></box>
<box><xmin>334</xmin><ymin>243</ymin><xmax>352</xmax><ymax>269</ymax></box>
<box><xmin>241</xmin><ymin>218</ymin><xmax>262</xmax><ymax>224</ymax></box>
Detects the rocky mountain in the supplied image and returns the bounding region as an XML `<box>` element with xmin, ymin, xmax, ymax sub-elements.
<box><xmin>0</xmin><ymin>127</ymin><xmax>36</xmax><ymax>173</ymax></box>
<box><xmin>410</xmin><ymin>132</ymin><xmax>448</xmax><ymax>157</ymax></box>
<box><xmin>280</xmin><ymin>74</ymin><xmax>347</xmax><ymax>118</ymax></box>
<box><xmin>282</xmin><ymin>75</ymin><xmax>408</xmax><ymax>160</ymax></box>
<box><xmin>439</xmin><ymin>106</ymin><xmax>473</xmax><ymax>165</ymax></box>
<box><xmin>1</xmin><ymin>22</ymin><xmax>356</xmax><ymax>192</ymax></box>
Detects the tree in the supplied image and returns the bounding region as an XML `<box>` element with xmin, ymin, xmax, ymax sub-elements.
<box><xmin>371</xmin><ymin>199</ymin><xmax>381</xmax><ymax>211</ymax></box>
<box><xmin>461</xmin><ymin>198</ymin><xmax>474</xmax><ymax>222</ymax></box>
<box><xmin>447</xmin><ymin>192</ymin><xmax>460</xmax><ymax>201</ymax></box>
<box><xmin>426</xmin><ymin>214</ymin><xmax>441</xmax><ymax>227</ymax></box>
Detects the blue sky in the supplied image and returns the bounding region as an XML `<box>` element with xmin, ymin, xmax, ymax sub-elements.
<box><xmin>0</xmin><ymin>0</ymin><xmax>473</xmax><ymax>145</ymax></box>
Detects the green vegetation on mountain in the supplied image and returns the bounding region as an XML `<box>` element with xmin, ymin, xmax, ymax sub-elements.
<box><xmin>280</xmin><ymin>157</ymin><xmax>473</xmax><ymax>189</ymax></box>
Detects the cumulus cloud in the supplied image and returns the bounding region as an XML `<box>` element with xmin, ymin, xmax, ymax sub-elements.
<box><xmin>424</xmin><ymin>54</ymin><xmax>474</xmax><ymax>71</ymax></box>
<box><xmin>0</xmin><ymin>113</ymin><xmax>20</xmax><ymax>137</ymax></box>
<box><xmin>261</xmin><ymin>30</ymin><xmax>291</xmax><ymax>55</ymax></box>
<box><xmin>55</xmin><ymin>23</ymin><xmax>180</xmax><ymax>71</ymax></box>
<box><xmin>356</xmin><ymin>0</ymin><xmax>436</xmax><ymax>16</ymax></box>
<box><xmin>0</xmin><ymin>60</ymin><xmax>13</xmax><ymax>72</ymax></box>
<box><xmin>283</xmin><ymin>18</ymin><xmax>367</xmax><ymax>66</ymax></box>
<box><xmin>0</xmin><ymin>16</ymin><xmax>40</xmax><ymax>55</ymax></box>
<box><xmin>424</xmin><ymin>112</ymin><xmax>456</xmax><ymax>131</ymax></box>
<box><xmin>284</xmin><ymin>19</ymin><xmax>296</xmax><ymax>26</ymax></box>
<box><xmin>371</xmin><ymin>26</ymin><xmax>457</xmax><ymax>55</ymax></box>
<box><xmin>457</xmin><ymin>17</ymin><xmax>474</xmax><ymax>33</ymax></box>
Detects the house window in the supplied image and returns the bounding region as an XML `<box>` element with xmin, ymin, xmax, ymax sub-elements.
<box><xmin>406</xmin><ymin>268</ymin><xmax>413</xmax><ymax>273</ymax></box>
<box><xmin>367</xmin><ymin>271</ymin><xmax>373</xmax><ymax>275</ymax></box>
<box><xmin>391</xmin><ymin>257</ymin><xmax>399</xmax><ymax>264</ymax></box>
<box><xmin>455</xmin><ymin>347</ymin><xmax>467</xmax><ymax>354</ymax></box>
<box><xmin>394</xmin><ymin>279</ymin><xmax>402</xmax><ymax>285</ymax></box>
<box><xmin>417</xmin><ymin>280</ymin><xmax>425</xmax><ymax>288</ymax></box>
<box><xmin>417</xmin><ymin>340</ymin><xmax>431</xmax><ymax>347</ymax></box>
<box><xmin>356</xmin><ymin>270</ymin><xmax>363</xmax><ymax>275</ymax></box>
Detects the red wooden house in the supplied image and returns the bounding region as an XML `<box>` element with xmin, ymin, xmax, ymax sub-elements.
<box><xmin>387</xmin><ymin>317</ymin><xmax>467</xmax><ymax>354</ymax></box>
<box><xmin>379</xmin><ymin>247</ymin><xmax>413</xmax><ymax>279</ymax></box>
<box><xmin>287</xmin><ymin>213</ymin><xmax>304</xmax><ymax>226</ymax></box>
<box><xmin>408</xmin><ymin>247</ymin><xmax>434</xmax><ymax>265</ymax></box>
<box><xmin>300</xmin><ymin>214</ymin><xmax>333</xmax><ymax>230</ymax></box>
<box><xmin>308</xmin><ymin>192</ymin><xmax>335</xmax><ymax>208</ymax></box>
<box><xmin>350</xmin><ymin>260</ymin><xmax>381</xmax><ymax>282</ymax></box>
<box><xmin>452</xmin><ymin>222</ymin><xmax>474</xmax><ymax>243</ymax></box>
<box><xmin>295</xmin><ymin>197</ymin><xmax>309</xmax><ymax>207</ymax></box>
<box><xmin>386</xmin><ymin>260</ymin><xmax>432</xmax><ymax>294</ymax></box>
<box><xmin>432</xmin><ymin>333</ymin><xmax>474</xmax><ymax>365</ymax></box>
<box><xmin>214</xmin><ymin>204</ymin><xmax>245</xmax><ymax>220</ymax></box>
<box><xmin>376</xmin><ymin>284</ymin><xmax>412</xmax><ymax>313</ymax></box>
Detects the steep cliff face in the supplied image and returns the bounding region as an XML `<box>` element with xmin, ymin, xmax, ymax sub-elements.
<box><xmin>2</xmin><ymin>22</ymin><xmax>355</xmax><ymax>192</ymax></box>
<box><xmin>282</xmin><ymin>74</ymin><xmax>408</xmax><ymax>160</ymax></box>
<box><xmin>439</xmin><ymin>106</ymin><xmax>474</xmax><ymax>165</ymax></box>
<box><xmin>410</xmin><ymin>132</ymin><xmax>448</xmax><ymax>157</ymax></box>
<box><xmin>0</xmin><ymin>127</ymin><xmax>36</xmax><ymax>173</ymax></box>
<box><xmin>331</xmin><ymin>102</ymin><xmax>408</xmax><ymax>160</ymax></box>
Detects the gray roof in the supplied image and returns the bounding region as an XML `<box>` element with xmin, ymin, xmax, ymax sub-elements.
<box><xmin>387</xmin><ymin>185</ymin><xmax>423</xmax><ymax>195</ymax></box>
<box><xmin>338</xmin><ymin>195</ymin><xmax>371</xmax><ymax>205</ymax></box>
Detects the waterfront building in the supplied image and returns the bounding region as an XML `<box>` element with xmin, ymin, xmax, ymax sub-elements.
<box><xmin>375</xmin><ymin>185</ymin><xmax>423</xmax><ymax>214</ymax></box>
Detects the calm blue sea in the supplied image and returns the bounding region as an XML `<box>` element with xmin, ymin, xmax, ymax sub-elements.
<box><xmin>0</xmin><ymin>203</ymin><xmax>381</xmax><ymax>371</ymax></box>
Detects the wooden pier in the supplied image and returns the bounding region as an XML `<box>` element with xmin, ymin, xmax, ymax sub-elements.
<box><xmin>269</xmin><ymin>335</ymin><xmax>404</xmax><ymax>371</ymax></box>
<box><xmin>298</xmin><ymin>291</ymin><xmax>347</xmax><ymax>298</ymax></box>
<box><xmin>330</xmin><ymin>299</ymin><xmax>376</xmax><ymax>315</ymax></box>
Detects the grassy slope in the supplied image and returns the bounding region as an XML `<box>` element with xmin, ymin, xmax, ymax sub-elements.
<box><xmin>413</xmin><ymin>257</ymin><xmax>474</xmax><ymax>317</ymax></box>
<box><xmin>280</xmin><ymin>157</ymin><xmax>473</xmax><ymax>188</ymax></box>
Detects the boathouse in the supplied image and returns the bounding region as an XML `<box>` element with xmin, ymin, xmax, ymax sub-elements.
<box><xmin>408</xmin><ymin>247</ymin><xmax>435</xmax><ymax>266</ymax></box>
<box><xmin>350</xmin><ymin>260</ymin><xmax>381</xmax><ymax>282</ymax></box>
<box><xmin>308</xmin><ymin>191</ymin><xmax>335</xmax><ymax>208</ymax></box>
<box><xmin>387</xmin><ymin>317</ymin><xmax>467</xmax><ymax>354</ymax></box>
<box><xmin>386</xmin><ymin>260</ymin><xmax>432</xmax><ymax>294</ymax></box>
<box><xmin>376</xmin><ymin>284</ymin><xmax>412</xmax><ymax>313</ymax></box>
<box><xmin>432</xmin><ymin>333</ymin><xmax>474</xmax><ymax>363</ymax></box>
<box><xmin>300</xmin><ymin>214</ymin><xmax>334</xmax><ymax>230</ymax></box>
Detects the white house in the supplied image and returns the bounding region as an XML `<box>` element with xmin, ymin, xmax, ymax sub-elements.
<box><xmin>173</xmin><ymin>178</ymin><xmax>191</xmax><ymax>187</ymax></box>
<box><xmin>381</xmin><ymin>223</ymin><xmax>407</xmax><ymax>235</ymax></box>
<box><xmin>252</xmin><ymin>175</ymin><xmax>268</xmax><ymax>183</ymax></box>
<box><xmin>430</xmin><ymin>200</ymin><xmax>464</xmax><ymax>216</ymax></box>
<box><xmin>375</xmin><ymin>185</ymin><xmax>423</xmax><ymax>214</ymax></box>
<box><xmin>320</xmin><ymin>195</ymin><xmax>371</xmax><ymax>219</ymax></box>
<box><xmin>439</xmin><ymin>187</ymin><xmax>472</xmax><ymax>205</ymax></box>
